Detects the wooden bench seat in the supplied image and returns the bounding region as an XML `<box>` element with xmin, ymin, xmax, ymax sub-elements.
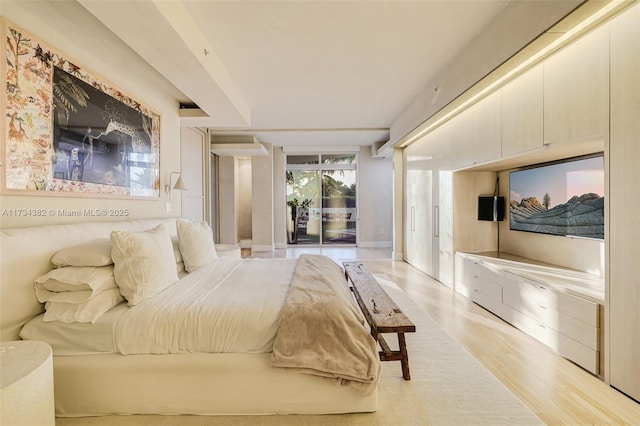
<box><xmin>343</xmin><ymin>261</ymin><xmax>416</xmax><ymax>380</ymax></box>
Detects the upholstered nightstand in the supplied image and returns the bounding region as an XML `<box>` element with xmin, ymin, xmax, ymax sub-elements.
<box><xmin>1</xmin><ymin>341</ymin><xmax>55</xmax><ymax>425</ymax></box>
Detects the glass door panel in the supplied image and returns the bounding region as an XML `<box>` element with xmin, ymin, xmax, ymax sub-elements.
<box><xmin>321</xmin><ymin>170</ymin><xmax>356</xmax><ymax>245</ymax></box>
<box><xmin>286</xmin><ymin>170</ymin><xmax>320</xmax><ymax>244</ymax></box>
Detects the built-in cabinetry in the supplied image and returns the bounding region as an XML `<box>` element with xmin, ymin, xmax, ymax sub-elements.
<box><xmin>403</xmin><ymin>2</ymin><xmax>639</xmax><ymax>402</ymax></box>
<box><xmin>451</xmin><ymin>90</ymin><xmax>502</xmax><ymax>170</ymax></box>
<box><xmin>500</xmin><ymin>64</ymin><xmax>544</xmax><ymax>157</ymax></box>
<box><xmin>404</xmin><ymin>124</ymin><xmax>454</xmax><ymax>288</ymax></box>
<box><xmin>471</xmin><ymin>90</ymin><xmax>502</xmax><ymax>164</ymax></box>
<box><xmin>450</xmin><ymin>107</ymin><xmax>473</xmax><ymax>170</ymax></box>
<box><xmin>543</xmin><ymin>23</ymin><xmax>609</xmax><ymax>146</ymax></box>
<box><xmin>608</xmin><ymin>2</ymin><xmax>640</xmax><ymax>402</ymax></box>
<box><xmin>456</xmin><ymin>252</ymin><xmax>604</xmax><ymax>375</ymax></box>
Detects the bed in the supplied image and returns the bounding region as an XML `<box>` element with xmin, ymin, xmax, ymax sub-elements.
<box><xmin>0</xmin><ymin>218</ymin><xmax>379</xmax><ymax>416</ymax></box>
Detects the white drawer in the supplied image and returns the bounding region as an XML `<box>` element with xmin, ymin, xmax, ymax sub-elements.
<box><xmin>472</xmin><ymin>275</ymin><xmax>502</xmax><ymax>299</ymax></box>
<box><xmin>470</xmin><ymin>287</ymin><xmax>502</xmax><ymax>316</ymax></box>
<box><xmin>501</xmin><ymin>305</ymin><xmax>599</xmax><ymax>374</ymax></box>
<box><xmin>455</xmin><ymin>278</ymin><xmax>472</xmax><ymax>298</ymax></box>
<box><xmin>503</xmin><ymin>273</ymin><xmax>599</xmax><ymax>326</ymax></box>
<box><xmin>503</xmin><ymin>285</ymin><xmax>598</xmax><ymax>349</ymax></box>
<box><xmin>557</xmin><ymin>332</ymin><xmax>599</xmax><ymax>375</ymax></box>
<box><xmin>458</xmin><ymin>256</ymin><xmax>501</xmax><ymax>283</ymax></box>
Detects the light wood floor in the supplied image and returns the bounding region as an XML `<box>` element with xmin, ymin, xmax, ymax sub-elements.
<box><xmin>251</xmin><ymin>247</ymin><xmax>640</xmax><ymax>425</ymax></box>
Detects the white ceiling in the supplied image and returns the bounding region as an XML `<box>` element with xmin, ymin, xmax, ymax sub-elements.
<box><xmin>78</xmin><ymin>0</ymin><xmax>582</xmax><ymax>149</ymax></box>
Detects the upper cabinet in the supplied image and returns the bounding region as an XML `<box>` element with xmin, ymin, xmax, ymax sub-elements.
<box><xmin>472</xmin><ymin>90</ymin><xmax>502</xmax><ymax>164</ymax></box>
<box><xmin>450</xmin><ymin>107</ymin><xmax>474</xmax><ymax>169</ymax></box>
<box><xmin>543</xmin><ymin>24</ymin><xmax>610</xmax><ymax>145</ymax></box>
<box><xmin>450</xmin><ymin>91</ymin><xmax>501</xmax><ymax>170</ymax></box>
<box><xmin>501</xmin><ymin>64</ymin><xmax>544</xmax><ymax>157</ymax></box>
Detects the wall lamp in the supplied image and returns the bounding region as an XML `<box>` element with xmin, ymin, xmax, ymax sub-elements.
<box><xmin>165</xmin><ymin>172</ymin><xmax>188</xmax><ymax>201</ymax></box>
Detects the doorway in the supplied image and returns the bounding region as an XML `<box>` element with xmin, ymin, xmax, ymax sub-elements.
<box><xmin>286</xmin><ymin>154</ymin><xmax>357</xmax><ymax>246</ymax></box>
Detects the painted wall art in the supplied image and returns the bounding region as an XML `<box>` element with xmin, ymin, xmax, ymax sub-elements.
<box><xmin>3</xmin><ymin>21</ymin><xmax>160</xmax><ymax>198</ymax></box>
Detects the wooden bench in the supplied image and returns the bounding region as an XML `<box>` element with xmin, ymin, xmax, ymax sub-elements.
<box><xmin>343</xmin><ymin>261</ymin><xmax>416</xmax><ymax>380</ymax></box>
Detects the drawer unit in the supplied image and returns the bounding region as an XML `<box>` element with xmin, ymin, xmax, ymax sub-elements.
<box><xmin>501</xmin><ymin>305</ymin><xmax>599</xmax><ymax>374</ymax></box>
<box><xmin>503</xmin><ymin>272</ymin><xmax>599</xmax><ymax>327</ymax></box>
<box><xmin>455</xmin><ymin>254</ymin><xmax>503</xmax><ymax>316</ymax></box>
<box><xmin>502</xmin><ymin>274</ymin><xmax>598</xmax><ymax>350</ymax></box>
<box><xmin>470</xmin><ymin>285</ymin><xmax>502</xmax><ymax>317</ymax></box>
<box><xmin>454</xmin><ymin>251</ymin><xmax>603</xmax><ymax>376</ymax></box>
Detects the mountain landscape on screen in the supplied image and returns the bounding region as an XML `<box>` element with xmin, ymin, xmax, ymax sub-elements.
<box><xmin>508</xmin><ymin>155</ymin><xmax>605</xmax><ymax>239</ymax></box>
<box><xmin>509</xmin><ymin>193</ymin><xmax>604</xmax><ymax>238</ymax></box>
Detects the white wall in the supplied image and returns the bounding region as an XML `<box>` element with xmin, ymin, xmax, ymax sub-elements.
<box><xmin>0</xmin><ymin>1</ymin><xmax>182</xmax><ymax>229</ymax></box>
<box><xmin>237</xmin><ymin>159</ymin><xmax>252</xmax><ymax>239</ymax></box>
<box><xmin>358</xmin><ymin>146</ymin><xmax>393</xmax><ymax>248</ymax></box>
<box><xmin>252</xmin><ymin>144</ymin><xmax>274</xmax><ymax>251</ymax></box>
<box><xmin>217</xmin><ymin>157</ymin><xmax>237</xmax><ymax>244</ymax></box>
<box><xmin>180</xmin><ymin>128</ymin><xmax>207</xmax><ymax>222</ymax></box>
<box><xmin>273</xmin><ymin>147</ymin><xmax>287</xmax><ymax>249</ymax></box>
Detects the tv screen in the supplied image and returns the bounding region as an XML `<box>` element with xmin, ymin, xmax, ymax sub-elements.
<box><xmin>509</xmin><ymin>154</ymin><xmax>604</xmax><ymax>239</ymax></box>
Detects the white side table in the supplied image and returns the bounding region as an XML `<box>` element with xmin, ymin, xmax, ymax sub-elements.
<box><xmin>1</xmin><ymin>341</ymin><xmax>55</xmax><ymax>426</ymax></box>
<box><xmin>215</xmin><ymin>244</ymin><xmax>242</xmax><ymax>259</ymax></box>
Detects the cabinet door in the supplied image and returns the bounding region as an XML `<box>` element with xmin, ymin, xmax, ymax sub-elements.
<box><xmin>472</xmin><ymin>90</ymin><xmax>502</xmax><ymax>164</ymax></box>
<box><xmin>450</xmin><ymin>107</ymin><xmax>474</xmax><ymax>169</ymax></box>
<box><xmin>404</xmin><ymin>147</ymin><xmax>419</xmax><ymax>267</ymax></box>
<box><xmin>431</xmin><ymin>124</ymin><xmax>454</xmax><ymax>287</ymax></box>
<box><xmin>404</xmin><ymin>142</ymin><xmax>432</xmax><ymax>273</ymax></box>
<box><xmin>544</xmin><ymin>24</ymin><xmax>609</xmax><ymax>145</ymax></box>
<box><xmin>609</xmin><ymin>3</ymin><xmax>640</xmax><ymax>401</ymax></box>
<box><xmin>501</xmin><ymin>64</ymin><xmax>544</xmax><ymax>157</ymax></box>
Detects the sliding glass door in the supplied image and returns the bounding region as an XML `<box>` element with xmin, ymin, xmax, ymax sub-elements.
<box><xmin>286</xmin><ymin>154</ymin><xmax>356</xmax><ymax>245</ymax></box>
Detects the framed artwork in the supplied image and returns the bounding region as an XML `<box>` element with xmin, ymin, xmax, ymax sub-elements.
<box><xmin>2</xmin><ymin>20</ymin><xmax>160</xmax><ymax>198</ymax></box>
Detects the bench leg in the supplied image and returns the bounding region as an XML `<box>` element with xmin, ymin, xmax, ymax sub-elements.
<box><xmin>398</xmin><ymin>333</ymin><xmax>410</xmax><ymax>380</ymax></box>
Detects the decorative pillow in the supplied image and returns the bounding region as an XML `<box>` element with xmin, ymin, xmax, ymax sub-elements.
<box><xmin>34</xmin><ymin>266</ymin><xmax>117</xmax><ymax>303</ymax></box>
<box><xmin>51</xmin><ymin>239</ymin><xmax>113</xmax><ymax>267</ymax></box>
<box><xmin>43</xmin><ymin>288</ymin><xmax>124</xmax><ymax>323</ymax></box>
<box><xmin>110</xmin><ymin>224</ymin><xmax>179</xmax><ymax>306</ymax></box>
<box><xmin>171</xmin><ymin>236</ymin><xmax>183</xmax><ymax>264</ymax></box>
<box><xmin>176</xmin><ymin>220</ymin><xmax>218</xmax><ymax>273</ymax></box>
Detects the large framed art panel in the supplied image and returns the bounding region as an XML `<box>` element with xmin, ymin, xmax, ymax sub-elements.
<box><xmin>2</xmin><ymin>19</ymin><xmax>160</xmax><ymax>198</ymax></box>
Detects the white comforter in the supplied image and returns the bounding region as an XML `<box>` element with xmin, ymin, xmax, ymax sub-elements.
<box><xmin>113</xmin><ymin>257</ymin><xmax>296</xmax><ymax>354</ymax></box>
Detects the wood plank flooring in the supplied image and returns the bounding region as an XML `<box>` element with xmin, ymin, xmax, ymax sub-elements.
<box><xmin>252</xmin><ymin>247</ymin><xmax>640</xmax><ymax>424</ymax></box>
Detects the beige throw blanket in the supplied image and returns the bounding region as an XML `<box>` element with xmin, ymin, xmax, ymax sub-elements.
<box><xmin>270</xmin><ymin>254</ymin><xmax>380</xmax><ymax>394</ymax></box>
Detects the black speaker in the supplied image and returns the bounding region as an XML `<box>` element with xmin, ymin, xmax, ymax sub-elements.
<box><xmin>478</xmin><ymin>196</ymin><xmax>505</xmax><ymax>221</ymax></box>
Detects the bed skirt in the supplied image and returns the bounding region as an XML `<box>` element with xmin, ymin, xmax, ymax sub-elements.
<box><xmin>53</xmin><ymin>352</ymin><xmax>378</xmax><ymax>416</ymax></box>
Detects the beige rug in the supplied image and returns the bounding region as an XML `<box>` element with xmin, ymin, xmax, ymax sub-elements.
<box><xmin>57</xmin><ymin>276</ymin><xmax>541</xmax><ymax>426</ymax></box>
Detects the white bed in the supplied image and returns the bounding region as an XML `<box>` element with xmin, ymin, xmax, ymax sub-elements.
<box><xmin>0</xmin><ymin>218</ymin><xmax>378</xmax><ymax>416</ymax></box>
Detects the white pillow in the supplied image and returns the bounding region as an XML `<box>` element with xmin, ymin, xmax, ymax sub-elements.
<box><xmin>176</xmin><ymin>220</ymin><xmax>218</xmax><ymax>273</ymax></box>
<box><xmin>34</xmin><ymin>266</ymin><xmax>117</xmax><ymax>303</ymax></box>
<box><xmin>51</xmin><ymin>239</ymin><xmax>113</xmax><ymax>267</ymax></box>
<box><xmin>171</xmin><ymin>236</ymin><xmax>183</xmax><ymax>264</ymax></box>
<box><xmin>43</xmin><ymin>288</ymin><xmax>124</xmax><ymax>323</ymax></box>
<box><xmin>110</xmin><ymin>224</ymin><xmax>179</xmax><ymax>306</ymax></box>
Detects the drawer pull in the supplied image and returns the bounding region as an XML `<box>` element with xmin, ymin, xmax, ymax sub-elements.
<box><xmin>538</xmin><ymin>324</ymin><xmax>546</xmax><ymax>329</ymax></box>
<box><xmin>538</xmin><ymin>285</ymin><xmax>546</xmax><ymax>290</ymax></box>
<box><xmin>538</xmin><ymin>305</ymin><xmax>546</xmax><ymax>310</ymax></box>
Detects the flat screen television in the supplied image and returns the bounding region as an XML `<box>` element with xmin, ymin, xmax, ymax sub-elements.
<box><xmin>509</xmin><ymin>154</ymin><xmax>604</xmax><ymax>239</ymax></box>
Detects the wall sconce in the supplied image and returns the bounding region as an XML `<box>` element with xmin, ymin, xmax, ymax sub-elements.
<box><xmin>165</xmin><ymin>172</ymin><xmax>188</xmax><ymax>201</ymax></box>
